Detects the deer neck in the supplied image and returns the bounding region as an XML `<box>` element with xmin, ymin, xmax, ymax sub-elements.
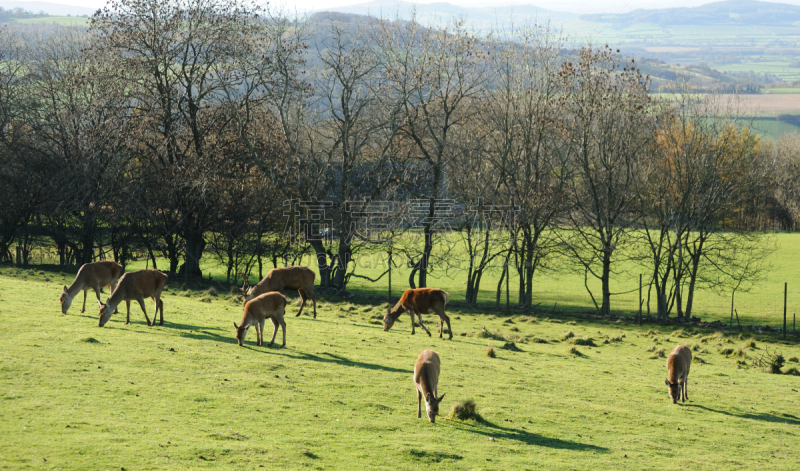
<box><xmin>65</xmin><ymin>277</ymin><xmax>86</xmax><ymax>299</ymax></box>
<box><xmin>389</xmin><ymin>300</ymin><xmax>405</xmax><ymax>320</ymax></box>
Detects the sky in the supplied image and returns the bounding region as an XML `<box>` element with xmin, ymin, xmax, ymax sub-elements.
<box><xmin>11</xmin><ymin>0</ymin><xmax>800</xmax><ymax>15</ymax></box>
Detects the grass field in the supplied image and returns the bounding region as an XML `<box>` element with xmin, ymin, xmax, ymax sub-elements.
<box><xmin>1</xmin><ymin>267</ymin><xmax>800</xmax><ymax>469</ymax></box>
<box><xmin>3</xmin><ymin>16</ymin><xmax>89</xmax><ymax>26</ymax></box>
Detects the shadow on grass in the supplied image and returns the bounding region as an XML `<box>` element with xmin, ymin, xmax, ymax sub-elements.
<box><xmin>447</xmin><ymin>419</ymin><xmax>609</xmax><ymax>451</ymax></box>
<box><xmin>264</xmin><ymin>349</ymin><xmax>412</xmax><ymax>375</ymax></box>
<box><xmin>685</xmin><ymin>404</ymin><xmax>800</xmax><ymax>425</ymax></box>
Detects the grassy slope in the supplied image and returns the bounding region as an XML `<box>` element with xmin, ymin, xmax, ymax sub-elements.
<box><xmin>3</xmin><ymin>16</ymin><xmax>89</xmax><ymax>26</ymax></box>
<box><xmin>1</xmin><ymin>268</ymin><xmax>800</xmax><ymax>469</ymax></box>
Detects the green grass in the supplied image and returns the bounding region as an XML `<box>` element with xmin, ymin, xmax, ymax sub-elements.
<box><xmin>2</xmin><ymin>269</ymin><xmax>800</xmax><ymax>469</ymax></box>
<box><xmin>764</xmin><ymin>88</ymin><xmax>800</xmax><ymax>94</ymax></box>
<box><xmin>2</xmin><ymin>16</ymin><xmax>89</xmax><ymax>26</ymax></box>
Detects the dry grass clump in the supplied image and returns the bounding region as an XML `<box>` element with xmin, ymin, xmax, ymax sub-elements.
<box><xmin>649</xmin><ymin>348</ymin><xmax>666</xmax><ymax>359</ymax></box>
<box><xmin>646</xmin><ymin>345</ymin><xmax>656</xmax><ymax>352</ymax></box>
<box><xmin>560</xmin><ymin>331</ymin><xmax>575</xmax><ymax>342</ymax></box>
<box><xmin>610</xmin><ymin>334</ymin><xmax>625</xmax><ymax>343</ymax></box>
<box><xmin>671</xmin><ymin>329</ymin><xmax>694</xmax><ymax>338</ymax></box>
<box><xmin>531</xmin><ymin>337</ymin><xmax>549</xmax><ymax>344</ymax></box>
<box><xmin>719</xmin><ymin>347</ymin><xmax>735</xmax><ymax>356</ymax></box>
<box><xmin>693</xmin><ymin>356</ymin><xmax>706</xmax><ymax>364</ymax></box>
<box><xmin>788</xmin><ymin>357</ymin><xmax>799</xmax><ymax>363</ymax></box>
<box><xmin>449</xmin><ymin>400</ymin><xmax>482</xmax><ymax>421</ymax></box>
<box><xmin>785</xmin><ymin>367</ymin><xmax>800</xmax><ymax>376</ymax></box>
<box><xmin>486</xmin><ymin>346</ymin><xmax>496</xmax><ymax>358</ymax></box>
<box><xmin>501</xmin><ymin>342</ymin><xmax>523</xmax><ymax>352</ymax></box>
<box><xmin>744</xmin><ymin>338</ymin><xmax>758</xmax><ymax>349</ymax></box>
<box><xmin>646</xmin><ymin>330</ymin><xmax>657</xmax><ymax>336</ymax></box>
<box><xmin>206</xmin><ymin>287</ymin><xmax>218</xmax><ymax>297</ymax></box>
<box><xmin>477</xmin><ymin>328</ymin><xmax>506</xmax><ymax>341</ymax></box>
<box><xmin>199</xmin><ymin>294</ymin><xmax>212</xmax><ymax>303</ymax></box>
<box><xmin>570</xmin><ymin>337</ymin><xmax>596</xmax><ymax>347</ymax></box>
<box><xmin>753</xmin><ymin>348</ymin><xmax>785</xmax><ymax>374</ymax></box>
<box><xmin>692</xmin><ymin>344</ymin><xmax>701</xmax><ymax>352</ymax></box>
<box><xmin>567</xmin><ymin>346</ymin><xmax>584</xmax><ymax>357</ymax></box>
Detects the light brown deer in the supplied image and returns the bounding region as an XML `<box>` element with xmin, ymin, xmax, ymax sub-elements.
<box><xmin>60</xmin><ymin>261</ymin><xmax>123</xmax><ymax>314</ymax></box>
<box><xmin>98</xmin><ymin>269</ymin><xmax>167</xmax><ymax>327</ymax></box>
<box><xmin>234</xmin><ymin>292</ymin><xmax>287</xmax><ymax>347</ymax></box>
<box><xmin>414</xmin><ymin>349</ymin><xmax>445</xmax><ymax>423</ymax></box>
<box><xmin>384</xmin><ymin>288</ymin><xmax>452</xmax><ymax>339</ymax></box>
<box><xmin>665</xmin><ymin>344</ymin><xmax>692</xmax><ymax>404</ymax></box>
<box><xmin>242</xmin><ymin>266</ymin><xmax>317</xmax><ymax>318</ymax></box>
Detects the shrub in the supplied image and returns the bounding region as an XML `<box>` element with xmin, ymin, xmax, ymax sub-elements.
<box><xmin>449</xmin><ymin>400</ymin><xmax>482</xmax><ymax>421</ymax></box>
<box><xmin>486</xmin><ymin>347</ymin><xmax>496</xmax><ymax>358</ymax></box>
<box><xmin>785</xmin><ymin>367</ymin><xmax>800</xmax><ymax>376</ymax></box>
<box><xmin>560</xmin><ymin>331</ymin><xmax>575</xmax><ymax>342</ymax></box>
<box><xmin>789</xmin><ymin>357</ymin><xmax>799</xmax><ymax>363</ymax></box>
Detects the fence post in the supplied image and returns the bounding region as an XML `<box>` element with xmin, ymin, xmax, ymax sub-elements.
<box><xmin>638</xmin><ymin>274</ymin><xmax>642</xmax><ymax>324</ymax></box>
<box><xmin>387</xmin><ymin>249</ymin><xmax>392</xmax><ymax>304</ymax></box>
<box><xmin>784</xmin><ymin>282</ymin><xmax>787</xmax><ymax>339</ymax></box>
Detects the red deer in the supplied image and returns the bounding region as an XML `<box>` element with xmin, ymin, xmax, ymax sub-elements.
<box><xmin>234</xmin><ymin>292</ymin><xmax>287</xmax><ymax>347</ymax></box>
<box><xmin>242</xmin><ymin>266</ymin><xmax>317</xmax><ymax>318</ymax></box>
<box><xmin>98</xmin><ymin>269</ymin><xmax>167</xmax><ymax>327</ymax></box>
<box><xmin>383</xmin><ymin>288</ymin><xmax>452</xmax><ymax>339</ymax></box>
<box><xmin>665</xmin><ymin>344</ymin><xmax>692</xmax><ymax>404</ymax></box>
<box><xmin>414</xmin><ymin>350</ymin><xmax>445</xmax><ymax>423</ymax></box>
<box><xmin>60</xmin><ymin>261</ymin><xmax>123</xmax><ymax>314</ymax></box>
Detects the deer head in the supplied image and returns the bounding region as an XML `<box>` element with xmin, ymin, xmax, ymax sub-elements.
<box><xmin>59</xmin><ymin>286</ymin><xmax>72</xmax><ymax>314</ymax></box>
<box><xmin>424</xmin><ymin>392</ymin><xmax>445</xmax><ymax>423</ymax></box>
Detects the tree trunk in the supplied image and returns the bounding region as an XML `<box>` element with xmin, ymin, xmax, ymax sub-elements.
<box><xmin>601</xmin><ymin>249</ymin><xmax>611</xmax><ymax>316</ymax></box>
<box><xmin>182</xmin><ymin>230</ymin><xmax>205</xmax><ymax>279</ymax></box>
<box><xmin>309</xmin><ymin>240</ymin><xmax>331</xmax><ymax>288</ymax></box>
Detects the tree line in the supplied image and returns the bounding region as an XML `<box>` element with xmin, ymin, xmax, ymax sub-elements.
<box><xmin>2</xmin><ymin>0</ymin><xmax>799</xmax><ymax>319</ymax></box>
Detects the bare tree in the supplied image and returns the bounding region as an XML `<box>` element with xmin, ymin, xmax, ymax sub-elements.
<box><xmin>558</xmin><ymin>45</ymin><xmax>654</xmax><ymax>316</ymax></box>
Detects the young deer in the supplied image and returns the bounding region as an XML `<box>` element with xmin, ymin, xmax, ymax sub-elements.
<box><xmin>384</xmin><ymin>288</ymin><xmax>452</xmax><ymax>339</ymax></box>
<box><xmin>414</xmin><ymin>350</ymin><xmax>445</xmax><ymax>423</ymax></box>
<box><xmin>98</xmin><ymin>269</ymin><xmax>167</xmax><ymax>327</ymax></box>
<box><xmin>60</xmin><ymin>261</ymin><xmax>123</xmax><ymax>314</ymax></box>
<box><xmin>665</xmin><ymin>344</ymin><xmax>692</xmax><ymax>404</ymax></box>
<box><xmin>234</xmin><ymin>292</ymin><xmax>287</xmax><ymax>347</ymax></box>
<box><xmin>242</xmin><ymin>266</ymin><xmax>317</xmax><ymax>318</ymax></box>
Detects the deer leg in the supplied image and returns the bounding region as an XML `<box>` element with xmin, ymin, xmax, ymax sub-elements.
<box><xmin>156</xmin><ymin>297</ymin><xmax>164</xmax><ymax>325</ymax></box>
<box><xmin>439</xmin><ymin>311</ymin><xmax>453</xmax><ymax>340</ymax></box>
<box><xmin>417</xmin><ymin>389</ymin><xmax>422</xmax><ymax>418</ymax></box>
<box><xmin>416</xmin><ymin>310</ymin><xmax>432</xmax><ymax>337</ymax></box>
<box><xmin>683</xmin><ymin>377</ymin><xmax>688</xmax><ymax>402</ymax></box>
<box><xmin>279</xmin><ymin>313</ymin><xmax>286</xmax><ymax>347</ymax></box>
<box><xmin>296</xmin><ymin>288</ymin><xmax>307</xmax><ymax>317</ymax></box>
<box><xmin>137</xmin><ymin>297</ymin><xmax>151</xmax><ymax>326</ymax></box>
<box><xmin>258</xmin><ymin>319</ymin><xmax>265</xmax><ymax>347</ymax></box>
<box><xmin>81</xmin><ymin>290</ymin><xmax>88</xmax><ymax>313</ymax></box>
<box><xmin>408</xmin><ymin>308</ymin><xmax>415</xmax><ymax>335</ymax></box>
<box><xmin>125</xmin><ymin>300</ymin><xmax>131</xmax><ymax>324</ymax></box>
<box><xmin>305</xmin><ymin>284</ymin><xmax>318</xmax><ymax>319</ymax></box>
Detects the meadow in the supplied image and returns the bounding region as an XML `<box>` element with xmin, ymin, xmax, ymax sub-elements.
<box><xmin>1</xmin><ymin>266</ymin><xmax>800</xmax><ymax>470</ymax></box>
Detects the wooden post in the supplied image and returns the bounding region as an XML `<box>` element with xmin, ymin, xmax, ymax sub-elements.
<box><xmin>638</xmin><ymin>274</ymin><xmax>642</xmax><ymax>324</ymax></box>
<box><xmin>505</xmin><ymin>262</ymin><xmax>510</xmax><ymax>313</ymax></box>
<box><xmin>388</xmin><ymin>249</ymin><xmax>392</xmax><ymax>304</ymax></box>
<box><xmin>730</xmin><ymin>291</ymin><xmax>735</xmax><ymax>327</ymax></box>
<box><xmin>783</xmin><ymin>282</ymin><xmax>788</xmax><ymax>338</ymax></box>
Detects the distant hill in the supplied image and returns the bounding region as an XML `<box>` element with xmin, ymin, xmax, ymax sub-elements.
<box><xmin>581</xmin><ymin>0</ymin><xmax>800</xmax><ymax>27</ymax></box>
<box><xmin>319</xmin><ymin>1</ymin><xmax>576</xmax><ymax>28</ymax></box>
<box><xmin>0</xmin><ymin>1</ymin><xmax>96</xmax><ymax>17</ymax></box>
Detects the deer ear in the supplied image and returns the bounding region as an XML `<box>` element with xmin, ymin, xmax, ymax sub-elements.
<box><xmin>233</xmin><ymin>322</ymin><xmax>239</xmax><ymax>329</ymax></box>
<box><xmin>63</xmin><ymin>286</ymin><xmax>68</xmax><ymax>292</ymax></box>
<box><xmin>436</xmin><ymin>393</ymin><xmax>445</xmax><ymax>403</ymax></box>
<box><xmin>664</xmin><ymin>379</ymin><xmax>670</xmax><ymax>386</ymax></box>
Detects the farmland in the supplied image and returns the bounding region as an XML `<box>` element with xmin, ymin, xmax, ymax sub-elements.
<box><xmin>1</xmin><ymin>267</ymin><xmax>800</xmax><ymax>469</ymax></box>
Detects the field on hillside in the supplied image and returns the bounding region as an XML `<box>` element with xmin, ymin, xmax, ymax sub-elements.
<box><xmin>3</xmin><ymin>16</ymin><xmax>89</xmax><ymax>26</ymax></box>
<box><xmin>1</xmin><ymin>268</ymin><xmax>800</xmax><ymax>469</ymax></box>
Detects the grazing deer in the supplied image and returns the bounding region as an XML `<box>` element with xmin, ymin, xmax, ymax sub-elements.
<box><xmin>60</xmin><ymin>261</ymin><xmax>123</xmax><ymax>314</ymax></box>
<box><xmin>383</xmin><ymin>288</ymin><xmax>452</xmax><ymax>339</ymax></box>
<box><xmin>414</xmin><ymin>350</ymin><xmax>445</xmax><ymax>423</ymax></box>
<box><xmin>242</xmin><ymin>266</ymin><xmax>317</xmax><ymax>318</ymax></box>
<box><xmin>665</xmin><ymin>344</ymin><xmax>692</xmax><ymax>404</ymax></box>
<box><xmin>234</xmin><ymin>292</ymin><xmax>287</xmax><ymax>348</ymax></box>
<box><xmin>98</xmin><ymin>269</ymin><xmax>167</xmax><ymax>327</ymax></box>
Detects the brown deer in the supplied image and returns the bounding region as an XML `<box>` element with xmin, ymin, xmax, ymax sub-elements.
<box><xmin>665</xmin><ymin>344</ymin><xmax>692</xmax><ymax>404</ymax></box>
<box><xmin>98</xmin><ymin>269</ymin><xmax>167</xmax><ymax>327</ymax></box>
<box><xmin>384</xmin><ymin>288</ymin><xmax>452</xmax><ymax>339</ymax></box>
<box><xmin>242</xmin><ymin>266</ymin><xmax>317</xmax><ymax>318</ymax></box>
<box><xmin>234</xmin><ymin>292</ymin><xmax>287</xmax><ymax>347</ymax></box>
<box><xmin>414</xmin><ymin>350</ymin><xmax>445</xmax><ymax>423</ymax></box>
<box><xmin>60</xmin><ymin>261</ymin><xmax>123</xmax><ymax>314</ymax></box>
